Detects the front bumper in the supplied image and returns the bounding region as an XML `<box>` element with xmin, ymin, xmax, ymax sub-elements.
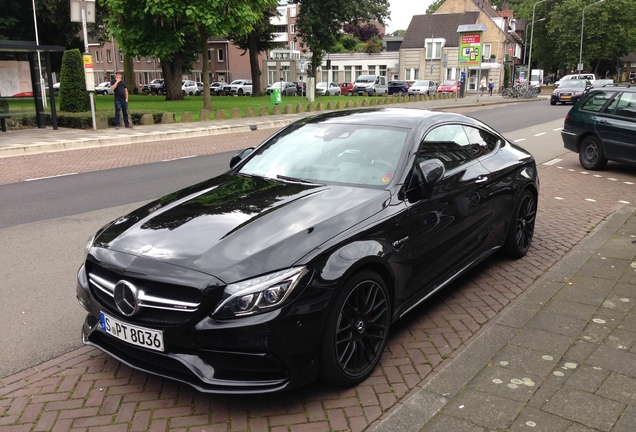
<box><xmin>76</xmin><ymin>263</ymin><xmax>330</xmax><ymax>394</ymax></box>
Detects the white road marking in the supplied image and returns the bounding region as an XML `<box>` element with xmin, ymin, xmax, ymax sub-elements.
<box><xmin>534</xmin><ymin>132</ymin><xmax>546</xmax><ymax>137</ymax></box>
<box><xmin>161</xmin><ymin>155</ymin><xmax>198</xmax><ymax>162</ymax></box>
<box><xmin>585</xmin><ymin>198</ymin><xmax>597</xmax><ymax>202</ymax></box>
<box><xmin>543</xmin><ymin>158</ymin><xmax>562</xmax><ymax>166</ymax></box>
<box><xmin>514</xmin><ymin>138</ymin><xmax>526</xmax><ymax>142</ymax></box>
<box><xmin>26</xmin><ymin>173</ymin><xmax>78</xmax><ymax>182</ymax></box>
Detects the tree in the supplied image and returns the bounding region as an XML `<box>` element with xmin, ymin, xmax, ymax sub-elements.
<box><xmin>230</xmin><ymin>6</ymin><xmax>278</xmax><ymax>97</ymax></box>
<box><xmin>426</xmin><ymin>0</ymin><xmax>445</xmax><ymax>14</ymax></box>
<box><xmin>100</xmin><ymin>0</ymin><xmax>275</xmax><ymax>101</ymax></box>
<box><xmin>389</xmin><ymin>30</ymin><xmax>406</xmax><ymax>37</ymax></box>
<box><xmin>59</xmin><ymin>49</ymin><xmax>89</xmax><ymax>112</ymax></box>
<box><xmin>292</xmin><ymin>0</ymin><xmax>390</xmax><ymax>75</ymax></box>
<box><xmin>516</xmin><ymin>0</ymin><xmax>636</xmax><ymax>79</ymax></box>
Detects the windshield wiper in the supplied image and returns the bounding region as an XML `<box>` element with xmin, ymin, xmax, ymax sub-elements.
<box><xmin>275</xmin><ymin>175</ymin><xmax>321</xmax><ymax>185</ymax></box>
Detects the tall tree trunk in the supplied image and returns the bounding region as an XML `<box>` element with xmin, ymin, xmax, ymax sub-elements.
<box><xmin>199</xmin><ymin>25</ymin><xmax>211</xmax><ymax>110</ymax></box>
<box><xmin>248</xmin><ymin>33</ymin><xmax>262</xmax><ymax>97</ymax></box>
<box><xmin>124</xmin><ymin>55</ymin><xmax>137</xmax><ymax>94</ymax></box>
<box><xmin>161</xmin><ymin>55</ymin><xmax>185</xmax><ymax>100</ymax></box>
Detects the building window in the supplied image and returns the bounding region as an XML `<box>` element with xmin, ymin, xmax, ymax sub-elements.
<box><xmin>218</xmin><ymin>48</ymin><xmax>224</xmax><ymax>62</ymax></box>
<box><xmin>426</xmin><ymin>41</ymin><xmax>442</xmax><ymax>59</ymax></box>
<box><xmin>482</xmin><ymin>44</ymin><xmax>492</xmax><ymax>59</ymax></box>
<box><xmin>290</xmin><ymin>5</ymin><xmax>297</xmax><ymax>17</ymax></box>
<box><xmin>119</xmin><ymin>52</ymin><xmax>124</xmax><ymax>63</ymax></box>
<box><xmin>107</xmin><ymin>50</ymin><xmax>112</xmax><ymax>63</ymax></box>
<box><xmin>268</xmin><ymin>65</ymin><xmax>277</xmax><ymax>86</ymax></box>
<box><xmin>146</xmin><ymin>56</ymin><xmax>152</xmax><ymax>63</ymax></box>
<box><xmin>379</xmin><ymin>65</ymin><xmax>387</xmax><ymax>76</ymax></box>
<box><xmin>289</xmin><ymin>40</ymin><xmax>296</xmax><ymax>50</ymax></box>
<box><xmin>95</xmin><ymin>51</ymin><xmax>102</xmax><ymax>62</ymax></box>
<box><xmin>134</xmin><ymin>55</ymin><xmax>140</xmax><ymax>62</ymax></box>
<box><xmin>406</xmin><ymin>68</ymin><xmax>419</xmax><ymax>80</ymax></box>
<box><xmin>290</xmin><ymin>24</ymin><xmax>295</xmax><ymax>33</ymax></box>
<box><xmin>355</xmin><ymin>65</ymin><xmax>363</xmax><ymax>79</ymax></box>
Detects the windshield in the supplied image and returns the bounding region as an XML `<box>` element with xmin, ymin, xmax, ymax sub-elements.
<box><xmin>562</xmin><ymin>80</ymin><xmax>588</xmax><ymax>88</ymax></box>
<box><xmin>356</xmin><ymin>75</ymin><xmax>375</xmax><ymax>83</ymax></box>
<box><xmin>238</xmin><ymin>122</ymin><xmax>409</xmax><ymax>187</ymax></box>
<box><xmin>441</xmin><ymin>80</ymin><xmax>456</xmax><ymax>86</ymax></box>
<box><xmin>413</xmin><ymin>81</ymin><xmax>427</xmax><ymax>86</ymax></box>
<box><xmin>317</xmin><ymin>82</ymin><xmax>327</xmax><ymax>88</ymax></box>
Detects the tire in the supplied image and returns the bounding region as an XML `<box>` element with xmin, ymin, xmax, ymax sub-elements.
<box><xmin>320</xmin><ymin>270</ymin><xmax>391</xmax><ymax>387</ymax></box>
<box><xmin>550</xmin><ymin>98</ymin><xmax>556</xmax><ymax>105</ymax></box>
<box><xmin>502</xmin><ymin>189</ymin><xmax>536</xmax><ymax>258</ymax></box>
<box><xmin>579</xmin><ymin>136</ymin><xmax>607</xmax><ymax>170</ymax></box>
<box><xmin>238</xmin><ymin>89</ymin><xmax>244</xmax><ymax>96</ymax></box>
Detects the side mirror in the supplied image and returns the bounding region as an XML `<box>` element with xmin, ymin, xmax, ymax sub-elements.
<box><xmin>406</xmin><ymin>158</ymin><xmax>445</xmax><ymax>202</ymax></box>
<box><xmin>229</xmin><ymin>147</ymin><xmax>255</xmax><ymax>168</ymax></box>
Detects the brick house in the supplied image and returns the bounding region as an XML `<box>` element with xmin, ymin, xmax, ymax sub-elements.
<box><xmin>399</xmin><ymin>0</ymin><xmax>523</xmax><ymax>92</ymax></box>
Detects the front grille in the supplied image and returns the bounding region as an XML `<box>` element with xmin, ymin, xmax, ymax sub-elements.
<box><xmin>87</xmin><ymin>262</ymin><xmax>203</xmax><ymax>325</ymax></box>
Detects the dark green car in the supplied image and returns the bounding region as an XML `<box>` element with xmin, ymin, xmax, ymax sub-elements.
<box><xmin>561</xmin><ymin>86</ymin><xmax>636</xmax><ymax>170</ymax></box>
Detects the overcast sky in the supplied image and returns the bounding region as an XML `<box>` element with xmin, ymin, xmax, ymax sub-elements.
<box><xmin>385</xmin><ymin>0</ymin><xmax>435</xmax><ymax>34</ymax></box>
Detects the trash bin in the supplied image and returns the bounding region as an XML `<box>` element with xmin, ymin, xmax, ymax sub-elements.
<box><xmin>270</xmin><ymin>88</ymin><xmax>282</xmax><ymax>105</ymax></box>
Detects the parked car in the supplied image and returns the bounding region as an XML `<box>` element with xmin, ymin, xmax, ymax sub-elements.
<box><xmin>53</xmin><ymin>82</ymin><xmax>60</xmax><ymax>92</ymax></box>
<box><xmin>229</xmin><ymin>79</ymin><xmax>252</xmax><ymax>96</ymax></box>
<box><xmin>182</xmin><ymin>80</ymin><xmax>203</xmax><ymax>96</ymax></box>
<box><xmin>76</xmin><ymin>107</ymin><xmax>538</xmax><ymax>394</ymax></box>
<box><xmin>265</xmin><ymin>81</ymin><xmax>297</xmax><ymax>96</ymax></box>
<box><xmin>339</xmin><ymin>82</ymin><xmax>354</xmax><ymax>96</ymax></box>
<box><xmin>218</xmin><ymin>81</ymin><xmax>232</xmax><ymax>96</ymax></box>
<box><xmin>141</xmin><ymin>79</ymin><xmax>165</xmax><ymax>95</ymax></box>
<box><xmin>408</xmin><ymin>80</ymin><xmax>437</xmax><ymax>96</ymax></box>
<box><xmin>550</xmin><ymin>79</ymin><xmax>591</xmax><ymax>105</ymax></box>
<box><xmin>316</xmin><ymin>81</ymin><xmax>341</xmax><ymax>96</ymax></box>
<box><xmin>94</xmin><ymin>82</ymin><xmax>113</xmax><ymax>95</ymax></box>
<box><xmin>293</xmin><ymin>81</ymin><xmax>306</xmax><ymax>96</ymax></box>
<box><xmin>590</xmin><ymin>79</ymin><xmax>615</xmax><ymax>88</ymax></box>
<box><xmin>437</xmin><ymin>79</ymin><xmax>458</xmax><ymax>94</ymax></box>
<box><xmin>562</xmin><ymin>86</ymin><xmax>636</xmax><ymax>170</ymax></box>
<box><xmin>352</xmin><ymin>75</ymin><xmax>388</xmax><ymax>96</ymax></box>
<box><xmin>209</xmin><ymin>82</ymin><xmax>223</xmax><ymax>95</ymax></box>
<box><xmin>387</xmin><ymin>80</ymin><xmax>410</xmax><ymax>96</ymax></box>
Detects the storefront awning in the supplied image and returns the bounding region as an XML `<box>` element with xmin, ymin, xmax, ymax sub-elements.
<box><xmin>468</xmin><ymin>62</ymin><xmax>502</xmax><ymax>70</ymax></box>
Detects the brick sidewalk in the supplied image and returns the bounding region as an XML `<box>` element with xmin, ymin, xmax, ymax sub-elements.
<box><xmin>1</xmin><ymin>132</ymin><xmax>635</xmax><ymax>431</ymax></box>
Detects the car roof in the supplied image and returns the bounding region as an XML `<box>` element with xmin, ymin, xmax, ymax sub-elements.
<box><xmin>299</xmin><ymin>108</ymin><xmax>482</xmax><ymax>131</ymax></box>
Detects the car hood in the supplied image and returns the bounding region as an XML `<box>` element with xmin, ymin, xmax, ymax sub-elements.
<box><xmin>93</xmin><ymin>174</ymin><xmax>388</xmax><ymax>283</ymax></box>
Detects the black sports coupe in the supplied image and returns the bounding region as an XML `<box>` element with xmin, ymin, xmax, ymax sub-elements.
<box><xmin>76</xmin><ymin>108</ymin><xmax>539</xmax><ymax>394</ymax></box>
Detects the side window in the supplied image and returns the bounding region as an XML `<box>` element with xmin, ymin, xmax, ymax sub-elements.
<box><xmin>611</xmin><ymin>92</ymin><xmax>636</xmax><ymax>119</ymax></box>
<box><xmin>420</xmin><ymin>125</ymin><xmax>471</xmax><ymax>171</ymax></box>
<box><xmin>582</xmin><ymin>91</ymin><xmax>614</xmax><ymax>113</ymax></box>
<box><xmin>463</xmin><ymin>126</ymin><xmax>499</xmax><ymax>158</ymax></box>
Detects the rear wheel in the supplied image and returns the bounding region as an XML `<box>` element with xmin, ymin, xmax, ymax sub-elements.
<box><xmin>321</xmin><ymin>270</ymin><xmax>390</xmax><ymax>387</ymax></box>
<box><xmin>502</xmin><ymin>189</ymin><xmax>536</xmax><ymax>258</ymax></box>
<box><xmin>579</xmin><ymin>136</ymin><xmax>607</xmax><ymax>170</ymax></box>
<box><xmin>238</xmin><ymin>89</ymin><xmax>244</xmax><ymax>96</ymax></box>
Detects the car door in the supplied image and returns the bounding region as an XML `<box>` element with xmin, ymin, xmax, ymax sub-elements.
<box><xmin>596</xmin><ymin>91</ymin><xmax>636</xmax><ymax>164</ymax></box>
<box><xmin>406</xmin><ymin>123</ymin><xmax>495</xmax><ymax>298</ymax></box>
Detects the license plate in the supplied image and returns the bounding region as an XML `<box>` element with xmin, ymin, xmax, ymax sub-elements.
<box><xmin>99</xmin><ymin>312</ymin><xmax>165</xmax><ymax>352</ymax></box>
<box><xmin>561</xmin><ymin>95</ymin><xmax>571</xmax><ymax>99</ymax></box>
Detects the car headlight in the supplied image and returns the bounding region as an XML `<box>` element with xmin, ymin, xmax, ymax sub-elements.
<box><xmin>84</xmin><ymin>233</ymin><xmax>96</xmax><ymax>261</ymax></box>
<box><xmin>212</xmin><ymin>267</ymin><xmax>309</xmax><ymax>319</ymax></box>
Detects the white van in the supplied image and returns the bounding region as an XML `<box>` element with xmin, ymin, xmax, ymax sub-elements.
<box><xmin>554</xmin><ymin>73</ymin><xmax>595</xmax><ymax>89</ymax></box>
<box><xmin>352</xmin><ymin>75</ymin><xmax>388</xmax><ymax>96</ymax></box>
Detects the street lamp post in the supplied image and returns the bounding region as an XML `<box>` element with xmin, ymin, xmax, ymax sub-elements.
<box><xmin>579</xmin><ymin>0</ymin><xmax>606</xmax><ymax>74</ymax></box>
<box><xmin>527</xmin><ymin>0</ymin><xmax>550</xmax><ymax>83</ymax></box>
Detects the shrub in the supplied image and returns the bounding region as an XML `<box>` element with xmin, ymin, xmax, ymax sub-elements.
<box><xmin>59</xmin><ymin>49</ymin><xmax>90</xmax><ymax>113</ymax></box>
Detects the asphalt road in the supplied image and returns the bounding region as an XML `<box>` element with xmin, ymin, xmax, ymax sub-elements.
<box><xmin>0</xmin><ymin>102</ymin><xmax>571</xmax><ymax>378</ymax></box>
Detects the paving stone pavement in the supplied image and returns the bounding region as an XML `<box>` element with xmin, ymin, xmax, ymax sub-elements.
<box><xmin>1</xmin><ymin>94</ymin><xmax>635</xmax><ymax>431</ymax></box>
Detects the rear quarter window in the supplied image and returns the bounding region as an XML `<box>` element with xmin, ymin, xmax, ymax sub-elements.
<box><xmin>608</xmin><ymin>92</ymin><xmax>636</xmax><ymax>119</ymax></box>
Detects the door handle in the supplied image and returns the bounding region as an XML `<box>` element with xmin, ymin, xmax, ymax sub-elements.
<box><xmin>475</xmin><ymin>176</ymin><xmax>488</xmax><ymax>183</ymax></box>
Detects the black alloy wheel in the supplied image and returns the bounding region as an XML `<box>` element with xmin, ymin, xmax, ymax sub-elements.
<box><xmin>321</xmin><ymin>271</ymin><xmax>391</xmax><ymax>386</ymax></box>
<box><xmin>503</xmin><ymin>190</ymin><xmax>536</xmax><ymax>258</ymax></box>
<box><xmin>579</xmin><ymin>136</ymin><xmax>608</xmax><ymax>170</ymax></box>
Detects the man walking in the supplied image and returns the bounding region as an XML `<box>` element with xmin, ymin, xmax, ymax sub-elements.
<box><xmin>110</xmin><ymin>72</ymin><xmax>132</xmax><ymax>129</ymax></box>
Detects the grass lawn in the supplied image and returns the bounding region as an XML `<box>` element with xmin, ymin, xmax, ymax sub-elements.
<box><xmin>2</xmin><ymin>93</ymin><xmax>390</xmax><ymax>122</ymax></box>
